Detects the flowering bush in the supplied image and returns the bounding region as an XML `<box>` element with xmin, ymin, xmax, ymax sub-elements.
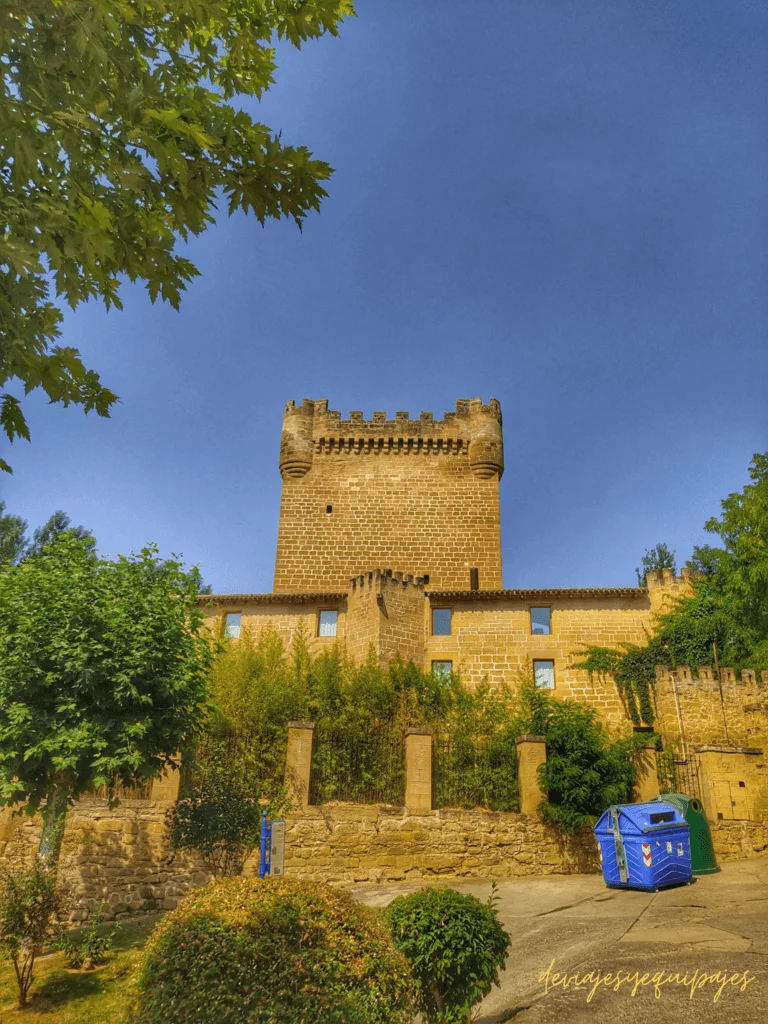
<box><xmin>132</xmin><ymin>876</ymin><xmax>416</xmax><ymax>1024</ymax></box>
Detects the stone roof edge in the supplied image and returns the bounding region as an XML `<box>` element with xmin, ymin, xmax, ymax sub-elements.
<box><xmin>426</xmin><ymin>587</ymin><xmax>649</xmax><ymax>600</ymax></box>
<box><xmin>200</xmin><ymin>586</ymin><xmax>647</xmax><ymax>604</ymax></box>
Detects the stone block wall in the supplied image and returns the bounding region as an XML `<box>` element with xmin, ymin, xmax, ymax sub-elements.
<box><xmin>653</xmin><ymin>665</ymin><xmax>768</xmax><ymax>752</ymax></box>
<box><xmin>424</xmin><ymin>592</ymin><xmax>652</xmax><ymax>723</ymax></box>
<box><xmin>274</xmin><ymin>398</ymin><xmax>504</xmax><ymax>593</ymax></box>
<box><xmin>0</xmin><ymin>795</ymin><xmax>211</xmax><ymax>922</ymax></box>
<box><xmin>282</xmin><ymin>804</ymin><xmax>599</xmax><ymax>884</ymax></box>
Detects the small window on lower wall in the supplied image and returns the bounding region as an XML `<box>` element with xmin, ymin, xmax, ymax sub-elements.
<box><xmin>533</xmin><ymin>659</ymin><xmax>555</xmax><ymax>689</ymax></box>
<box><xmin>432</xmin><ymin>660</ymin><xmax>452</xmax><ymax>680</ymax></box>
<box><xmin>224</xmin><ymin>613</ymin><xmax>241</xmax><ymax>638</ymax></box>
<box><xmin>318</xmin><ymin>610</ymin><xmax>338</xmax><ymax>637</ymax></box>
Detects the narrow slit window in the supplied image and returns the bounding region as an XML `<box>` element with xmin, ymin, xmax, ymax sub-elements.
<box><xmin>533</xmin><ymin>659</ymin><xmax>555</xmax><ymax>689</ymax></box>
<box><xmin>318</xmin><ymin>610</ymin><xmax>338</xmax><ymax>637</ymax></box>
<box><xmin>224</xmin><ymin>613</ymin><xmax>241</xmax><ymax>639</ymax></box>
<box><xmin>530</xmin><ymin>607</ymin><xmax>551</xmax><ymax>635</ymax></box>
<box><xmin>432</xmin><ymin>608</ymin><xmax>452</xmax><ymax>635</ymax></box>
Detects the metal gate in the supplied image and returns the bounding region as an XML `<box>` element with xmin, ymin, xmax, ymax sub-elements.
<box><xmin>657</xmin><ymin>752</ymin><xmax>702</xmax><ymax>800</ymax></box>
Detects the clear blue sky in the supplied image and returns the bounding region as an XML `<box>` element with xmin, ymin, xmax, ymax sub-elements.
<box><xmin>3</xmin><ymin>0</ymin><xmax>766</xmax><ymax>592</ymax></box>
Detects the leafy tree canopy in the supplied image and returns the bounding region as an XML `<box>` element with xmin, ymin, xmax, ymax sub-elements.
<box><xmin>0</xmin><ymin>0</ymin><xmax>355</xmax><ymax>471</ymax></box>
<box><xmin>0</xmin><ymin>501</ymin><xmax>27</xmax><ymax>565</ymax></box>
<box><xmin>580</xmin><ymin>451</ymin><xmax>768</xmax><ymax>724</ymax></box>
<box><xmin>635</xmin><ymin>541</ymin><xmax>676</xmax><ymax>587</ymax></box>
<box><xmin>0</xmin><ymin>533</ymin><xmax>215</xmax><ymax>863</ymax></box>
<box><xmin>0</xmin><ymin>504</ymin><xmax>92</xmax><ymax>564</ymax></box>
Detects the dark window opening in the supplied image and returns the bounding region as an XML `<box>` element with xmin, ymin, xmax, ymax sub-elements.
<box><xmin>326</xmin><ymin>505</ymin><xmax>333</xmax><ymax>514</ymax></box>
<box><xmin>530</xmin><ymin>607</ymin><xmax>551</xmax><ymax>635</ymax></box>
<box><xmin>469</xmin><ymin>567</ymin><xmax>479</xmax><ymax>590</ymax></box>
<box><xmin>739</xmin><ymin>781</ymin><xmax>746</xmax><ymax>787</ymax></box>
<box><xmin>432</xmin><ymin>608</ymin><xmax>452</xmax><ymax>635</ymax></box>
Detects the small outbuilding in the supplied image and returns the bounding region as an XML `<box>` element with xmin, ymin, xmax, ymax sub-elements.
<box><xmin>594</xmin><ymin>801</ymin><xmax>693</xmax><ymax>892</ymax></box>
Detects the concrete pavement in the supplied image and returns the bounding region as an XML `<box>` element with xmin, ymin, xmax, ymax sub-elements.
<box><xmin>350</xmin><ymin>856</ymin><xmax>768</xmax><ymax>1022</ymax></box>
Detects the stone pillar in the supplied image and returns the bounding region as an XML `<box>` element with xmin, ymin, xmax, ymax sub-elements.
<box><xmin>516</xmin><ymin>735</ymin><xmax>547</xmax><ymax>814</ymax></box>
<box><xmin>633</xmin><ymin>746</ymin><xmax>660</xmax><ymax>803</ymax></box>
<box><xmin>405</xmin><ymin>728</ymin><xmax>432</xmax><ymax>813</ymax></box>
<box><xmin>150</xmin><ymin>757</ymin><xmax>182</xmax><ymax>803</ymax></box>
<box><xmin>285</xmin><ymin>722</ymin><xmax>315</xmax><ymax>809</ymax></box>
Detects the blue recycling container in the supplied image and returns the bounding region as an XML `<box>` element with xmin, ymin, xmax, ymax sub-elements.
<box><xmin>593</xmin><ymin>801</ymin><xmax>693</xmax><ymax>892</ymax></box>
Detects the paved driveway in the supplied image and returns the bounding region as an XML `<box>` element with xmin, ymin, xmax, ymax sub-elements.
<box><xmin>350</xmin><ymin>857</ymin><xmax>768</xmax><ymax>1023</ymax></box>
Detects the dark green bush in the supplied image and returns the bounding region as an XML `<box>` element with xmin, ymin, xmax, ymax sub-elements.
<box><xmin>534</xmin><ymin>697</ymin><xmax>647</xmax><ymax>834</ymax></box>
<box><xmin>133</xmin><ymin>876</ymin><xmax>416</xmax><ymax>1024</ymax></box>
<box><xmin>386</xmin><ymin>885</ymin><xmax>510</xmax><ymax>1024</ymax></box>
<box><xmin>168</xmin><ymin>736</ymin><xmax>285</xmax><ymax>876</ymax></box>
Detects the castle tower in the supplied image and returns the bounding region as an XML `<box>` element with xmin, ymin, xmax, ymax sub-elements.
<box><xmin>274</xmin><ymin>398</ymin><xmax>504</xmax><ymax>592</ymax></box>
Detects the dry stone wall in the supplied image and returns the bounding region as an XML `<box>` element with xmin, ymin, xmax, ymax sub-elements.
<box><xmin>0</xmin><ymin>795</ymin><xmax>211</xmax><ymax>922</ymax></box>
<box><xmin>283</xmin><ymin>804</ymin><xmax>599</xmax><ymax>883</ymax></box>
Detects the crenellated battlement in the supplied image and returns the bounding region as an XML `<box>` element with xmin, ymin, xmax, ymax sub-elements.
<box><xmin>655</xmin><ymin>665</ymin><xmax>768</xmax><ymax>689</ymax></box>
<box><xmin>349</xmin><ymin>568</ymin><xmax>427</xmax><ymax>592</ymax></box>
<box><xmin>279</xmin><ymin>397</ymin><xmax>503</xmax><ymax>480</ymax></box>
<box><xmin>645</xmin><ymin>567</ymin><xmax>699</xmax><ymax>613</ymax></box>
<box><xmin>653</xmin><ymin>663</ymin><xmax>768</xmax><ymax>752</ymax></box>
<box><xmin>274</xmin><ymin>395</ymin><xmax>505</xmax><ymax>593</ymax></box>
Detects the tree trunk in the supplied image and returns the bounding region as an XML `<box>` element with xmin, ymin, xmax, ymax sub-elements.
<box><xmin>38</xmin><ymin>785</ymin><xmax>68</xmax><ymax>867</ymax></box>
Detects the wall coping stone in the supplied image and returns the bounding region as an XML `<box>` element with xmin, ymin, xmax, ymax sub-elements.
<box><xmin>516</xmin><ymin>735</ymin><xmax>546</xmax><ymax>744</ymax></box>
<box><xmin>287</xmin><ymin>721</ymin><xmax>315</xmax><ymax>730</ymax></box>
<box><xmin>694</xmin><ymin>745</ymin><xmax>764</xmax><ymax>755</ymax></box>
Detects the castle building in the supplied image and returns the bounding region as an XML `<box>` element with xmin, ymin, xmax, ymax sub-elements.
<box><xmin>202</xmin><ymin>397</ymin><xmax>693</xmax><ymax>728</ymax></box>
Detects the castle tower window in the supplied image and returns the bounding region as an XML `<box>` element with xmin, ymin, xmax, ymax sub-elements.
<box><xmin>530</xmin><ymin>607</ymin><xmax>551</xmax><ymax>635</ymax></box>
<box><xmin>326</xmin><ymin>505</ymin><xmax>333</xmax><ymax>514</ymax></box>
<box><xmin>432</xmin><ymin>660</ymin><xmax>452</xmax><ymax>680</ymax></box>
<box><xmin>533</xmin><ymin>659</ymin><xmax>555</xmax><ymax>689</ymax></box>
<box><xmin>224</xmin><ymin>613</ymin><xmax>241</xmax><ymax>639</ymax></box>
<box><xmin>432</xmin><ymin>608</ymin><xmax>452</xmax><ymax>636</ymax></box>
<box><xmin>318</xmin><ymin>610</ymin><xmax>338</xmax><ymax>637</ymax></box>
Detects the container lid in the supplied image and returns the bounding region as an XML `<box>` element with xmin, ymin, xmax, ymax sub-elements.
<box><xmin>593</xmin><ymin>801</ymin><xmax>687</xmax><ymax>835</ymax></box>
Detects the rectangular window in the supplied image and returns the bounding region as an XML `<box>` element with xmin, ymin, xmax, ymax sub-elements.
<box><xmin>530</xmin><ymin>607</ymin><xmax>551</xmax><ymax>635</ymax></box>
<box><xmin>432</xmin><ymin>660</ymin><xmax>453</xmax><ymax>680</ymax></box>
<box><xmin>432</xmin><ymin>608</ymin><xmax>452</xmax><ymax>635</ymax></box>
<box><xmin>224</xmin><ymin>612</ymin><xmax>241</xmax><ymax>639</ymax></box>
<box><xmin>533</xmin><ymin>659</ymin><xmax>555</xmax><ymax>689</ymax></box>
<box><xmin>318</xmin><ymin>610</ymin><xmax>338</xmax><ymax>637</ymax></box>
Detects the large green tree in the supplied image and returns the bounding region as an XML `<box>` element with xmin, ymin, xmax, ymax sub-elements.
<box><xmin>0</xmin><ymin>505</ymin><xmax>92</xmax><ymax>564</ymax></box>
<box><xmin>0</xmin><ymin>533</ymin><xmax>214</xmax><ymax>863</ymax></box>
<box><xmin>0</xmin><ymin>0</ymin><xmax>354</xmax><ymax>471</ymax></box>
<box><xmin>579</xmin><ymin>451</ymin><xmax>768</xmax><ymax>723</ymax></box>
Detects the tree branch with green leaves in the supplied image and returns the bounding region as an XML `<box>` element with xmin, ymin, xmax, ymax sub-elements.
<box><xmin>0</xmin><ymin>0</ymin><xmax>355</xmax><ymax>471</ymax></box>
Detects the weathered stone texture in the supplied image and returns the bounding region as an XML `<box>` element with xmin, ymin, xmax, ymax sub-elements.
<box><xmin>274</xmin><ymin>399</ymin><xmax>504</xmax><ymax>593</ymax></box>
<box><xmin>282</xmin><ymin>803</ymin><xmax>598</xmax><ymax>884</ymax></box>
<box><xmin>0</xmin><ymin>795</ymin><xmax>211</xmax><ymax>922</ymax></box>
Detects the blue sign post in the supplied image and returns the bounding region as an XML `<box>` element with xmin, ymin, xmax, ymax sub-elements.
<box><xmin>258</xmin><ymin>812</ymin><xmax>286</xmax><ymax>878</ymax></box>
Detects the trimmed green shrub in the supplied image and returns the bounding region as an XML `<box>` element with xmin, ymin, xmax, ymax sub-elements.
<box><xmin>386</xmin><ymin>885</ymin><xmax>510</xmax><ymax>1024</ymax></box>
<box><xmin>133</xmin><ymin>876</ymin><xmax>416</xmax><ymax>1024</ymax></box>
<box><xmin>0</xmin><ymin>860</ymin><xmax>66</xmax><ymax>1007</ymax></box>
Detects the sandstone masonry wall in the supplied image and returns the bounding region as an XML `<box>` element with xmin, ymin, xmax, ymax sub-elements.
<box><xmin>274</xmin><ymin>399</ymin><xmax>504</xmax><ymax>593</ymax></box>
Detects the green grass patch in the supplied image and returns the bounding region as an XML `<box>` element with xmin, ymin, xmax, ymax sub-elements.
<box><xmin>0</xmin><ymin>915</ymin><xmax>159</xmax><ymax>1023</ymax></box>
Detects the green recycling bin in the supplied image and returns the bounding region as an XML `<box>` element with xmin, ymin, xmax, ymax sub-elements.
<box><xmin>652</xmin><ymin>793</ymin><xmax>720</xmax><ymax>875</ymax></box>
